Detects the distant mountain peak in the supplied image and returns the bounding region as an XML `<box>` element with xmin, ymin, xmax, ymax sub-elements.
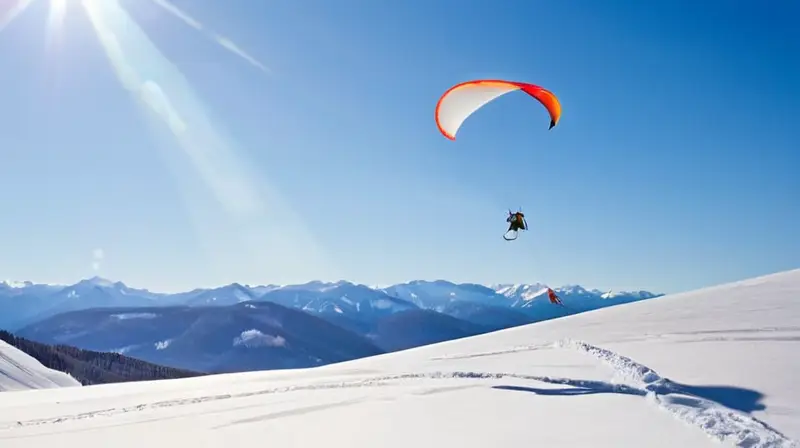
<box><xmin>0</xmin><ymin>276</ymin><xmax>660</xmax><ymax>301</ymax></box>
<box><xmin>78</xmin><ymin>276</ymin><xmax>119</xmax><ymax>288</ymax></box>
<box><xmin>1</xmin><ymin>275</ymin><xmax>663</xmax><ymax>345</ymax></box>
<box><xmin>1</xmin><ymin>280</ymin><xmax>34</xmax><ymax>289</ymax></box>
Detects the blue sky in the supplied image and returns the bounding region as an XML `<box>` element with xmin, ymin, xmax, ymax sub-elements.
<box><xmin>0</xmin><ymin>0</ymin><xmax>797</xmax><ymax>294</ymax></box>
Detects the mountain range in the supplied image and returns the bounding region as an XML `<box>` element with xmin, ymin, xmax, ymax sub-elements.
<box><xmin>2</xmin><ymin>277</ymin><xmax>662</xmax><ymax>373</ymax></box>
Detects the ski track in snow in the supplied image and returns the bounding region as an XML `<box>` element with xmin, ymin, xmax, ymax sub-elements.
<box><xmin>1</xmin><ymin>340</ymin><xmax>795</xmax><ymax>447</ymax></box>
<box><xmin>560</xmin><ymin>339</ymin><xmax>797</xmax><ymax>448</ymax></box>
<box><xmin>428</xmin><ymin>342</ymin><xmax>553</xmax><ymax>360</ymax></box>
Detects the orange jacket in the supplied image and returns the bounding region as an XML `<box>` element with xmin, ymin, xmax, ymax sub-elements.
<box><xmin>547</xmin><ymin>288</ymin><xmax>562</xmax><ymax>304</ymax></box>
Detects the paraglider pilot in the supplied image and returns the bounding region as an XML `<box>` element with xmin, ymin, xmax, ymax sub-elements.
<box><xmin>507</xmin><ymin>211</ymin><xmax>527</xmax><ymax>233</ymax></box>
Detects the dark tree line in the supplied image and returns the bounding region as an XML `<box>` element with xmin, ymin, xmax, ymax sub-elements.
<box><xmin>0</xmin><ymin>330</ymin><xmax>205</xmax><ymax>385</ymax></box>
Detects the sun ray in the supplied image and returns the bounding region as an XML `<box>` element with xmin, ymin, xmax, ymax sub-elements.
<box><xmin>148</xmin><ymin>0</ymin><xmax>202</xmax><ymax>30</ymax></box>
<box><xmin>80</xmin><ymin>0</ymin><xmax>332</xmax><ymax>283</ymax></box>
<box><xmin>45</xmin><ymin>0</ymin><xmax>68</xmax><ymax>51</ymax></box>
<box><xmin>148</xmin><ymin>0</ymin><xmax>270</xmax><ymax>75</ymax></box>
<box><xmin>0</xmin><ymin>0</ymin><xmax>36</xmax><ymax>33</ymax></box>
<box><xmin>212</xmin><ymin>33</ymin><xmax>270</xmax><ymax>74</ymax></box>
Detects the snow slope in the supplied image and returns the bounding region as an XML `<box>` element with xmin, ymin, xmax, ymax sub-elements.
<box><xmin>0</xmin><ymin>269</ymin><xmax>797</xmax><ymax>447</ymax></box>
<box><xmin>0</xmin><ymin>340</ymin><xmax>82</xmax><ymax>392</ymax></box>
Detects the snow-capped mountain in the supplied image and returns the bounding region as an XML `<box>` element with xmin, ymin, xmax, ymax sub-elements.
<box><xmin>492</xmin><ymin>283</ymin><xmax>551</xmax><ymax>305</ymax></box>
<box><xmin>56</xmin><ymin>277</ymin><xmax>165</xmax><ymax>303</ymax></box>
<box><xmin>381</xmin><ymin>279</ymin><xmax>662</xmax><ymax>320</ymax></box>
<box><xmin>0</xmin><ymin>280</ymin><xmax>65</xmax><ymax>294</ymax></box>
<box><xmin>244</xmin><ymin>284</ymin><xmax>282</xmax><ymax>297</ymax></box>
<box><xmin>381</xmin><ymin>280</ymin><xmax>512</xmax><ymax>311</ymax></box>
<box><xmin>493</xmin><ymin>282</ymin><xmax>659</xmax><ymax>306</ymax></box>
<box><xmin>1</xmin><ymin>275</ymin><xmax>661</xmax><ymax>375</ymax></box>
<box><xmin>178</xmin><ymin>283</ymin><xmax>260</xmax><ymax>307</ymax></box>
<box><xmin>0</xmin><ymin>276</ymin><xmax>662</xmax><ymax>332</ymax></box>
<box><xmin>261</xmin><ymin>281</ymin><xmax>418</xmax><ymax>318</ymax></box>
<box><xmin>10</xmin><ymin>277</ymin><xmax>163</xmax><ymax>329</ymax></box>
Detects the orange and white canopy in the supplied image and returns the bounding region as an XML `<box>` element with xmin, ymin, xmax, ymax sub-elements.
<box><xmin>435</xmin><ymin>79</ymin><xmax>562</xmax><ymax>141</ymax></box>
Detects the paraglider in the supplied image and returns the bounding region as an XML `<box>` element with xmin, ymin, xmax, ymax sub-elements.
<box><xmin>434</xmin><ymin>78</ymin><xmax>562</xmax><ymax>244</ymax></box>
<box><xmin>503</xmin><ymin>210</ymin><xmax>528</xmax><ymax>241</ymax></box>
<box><xmin>435</xmin><ymin>79</ymin><xmax>562</xmax><ymax>141</ymax></box>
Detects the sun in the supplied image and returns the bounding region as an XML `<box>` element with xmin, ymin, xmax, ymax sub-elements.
<box><xmin>45</xmin><ymin>0</ymin><xmax>91</xmax><ymax>45</ymax></box>
<box><xmin>49</xmin><ymin>0</ymin><xmax>71</xmax><ymax>15</ymax></box>
<box><xmin>44</xmin><ymin>0</ymin><xmax>69</xmax><ymax>46</ymax></box>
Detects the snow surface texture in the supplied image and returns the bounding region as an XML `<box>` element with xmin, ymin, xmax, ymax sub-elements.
<box><xmin>0</xmin><ymin>269</ymin><xmax>797</xmax><ymax>447</ymax></box>
<box><xmin>0</xmin><ymin>341</ymin><xmax>82</xmax><ymax>392</ymax></box>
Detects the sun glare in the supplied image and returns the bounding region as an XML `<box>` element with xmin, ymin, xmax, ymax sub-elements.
<box><xmin>46</xmin><ymin>0</ymin><xmax>68</xmax><ymax>45</ymax></box>
<box><xmin>0</xmin><ymin>0</ymin><xmax>34</xmax><ymax>33</ymax></box>
<box><xmin>0</xmin><ymin>0</ymin><xmax>309</xmax><ymax>283</ymax></box>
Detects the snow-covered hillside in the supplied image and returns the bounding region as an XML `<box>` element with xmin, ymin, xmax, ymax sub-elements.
<box><xmin>0</xmin><ymin>269</ymin><xmax>797</xmax><ymax>447</ymax></box>
<box><xmin>0</xmin><ymin>340</ymin><xmax>81</xmax><ymax>392</ymax></box>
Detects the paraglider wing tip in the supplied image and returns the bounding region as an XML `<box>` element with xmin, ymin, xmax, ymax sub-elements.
<box><xmin>549</xmin><ymin>120</ymin><xmax>556</xmax><ymax>130</ymax></box>
<box><xmin>435</xmin><ymin>124</ymin><xmax>456</xmax><ymax>141</ymax></box>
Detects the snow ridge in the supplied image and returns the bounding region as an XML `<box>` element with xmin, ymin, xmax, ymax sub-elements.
<box><xmin>560</xmin><ymin>339</ymin><xmax>797</xmax><ymax>448</ymax></box>
<box><xmin>0</xmin><ymin>341</ymin><xmax>82</xmax><ymax>392</ymax></box>
<box><xmin>431</xmin><ymin>338</ymin><xmax>797</xmax><ymax>447</ymax></box>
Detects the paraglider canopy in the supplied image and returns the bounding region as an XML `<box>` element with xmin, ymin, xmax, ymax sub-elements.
<box><xmin>435</xmin><ymin>79</ymin><xmax>562</xmax><ymax>141</ymax></box>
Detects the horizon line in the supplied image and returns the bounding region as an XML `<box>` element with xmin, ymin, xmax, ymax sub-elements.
<box><xmin>0</xmin><ymin>275</ymin><xmax>660</xmax><ymax>296</ymax></box>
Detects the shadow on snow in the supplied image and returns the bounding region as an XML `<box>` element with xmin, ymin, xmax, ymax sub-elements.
<box><xmin>493</xmin><ymin>376</ymin><xmax>766</xmax><ymax>414</ymax></box>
